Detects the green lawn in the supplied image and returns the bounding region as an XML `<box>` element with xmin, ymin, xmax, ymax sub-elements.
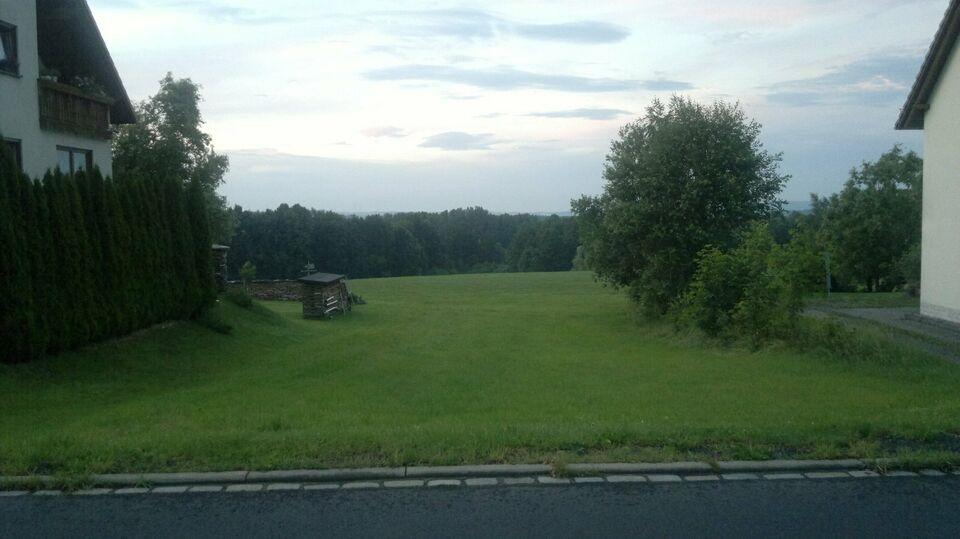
<box><xmin>2</xmin><ymin>271</ymin><xmax>960</xmax><ymax>476</ymax></box>
<box><xmin>807</xmin><ymin>291</ymin><xmax>920</xmax><ymax>309</ymax></box>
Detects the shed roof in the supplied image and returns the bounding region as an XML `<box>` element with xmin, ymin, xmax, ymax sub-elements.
<box><xmin>896</xmin><ymin>0</ymin><xmax>960</xmax><ymax>130</ymax></box>
<box><xmin>298</xmin><ymin>272</ymin><xmax>346</xmax><ymax>285</ymax></box>
<box><xmin>36</xmin><ymin>0</ymin><xmax>136</xmax><ymax>125</ymax></box>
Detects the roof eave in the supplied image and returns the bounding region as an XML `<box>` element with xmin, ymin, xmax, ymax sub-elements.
<box><xmin>895</xmin><ymin>0</ymin><xmax>960</xmax><ymax>131</ymax></box>
<box><xmin>79</xmin><ymin>0</ymin><xmax>136</xmax><ymax>125</ymax></box>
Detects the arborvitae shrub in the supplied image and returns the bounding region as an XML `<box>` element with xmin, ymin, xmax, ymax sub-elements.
<box><xmin>0</xmin><ymin>149</ymin><xmax>217</xmax><ymax>363</ymax></box>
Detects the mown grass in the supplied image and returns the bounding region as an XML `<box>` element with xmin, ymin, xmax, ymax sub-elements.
<box><xmin>807</xmin><ymin>291</ymin><xmax>920</xmax><ymax>309</ymax></box>
<box><xmin>2</xmin><ymin>271</ymin><xmax>960</xmax><ymax>477</ymax></box>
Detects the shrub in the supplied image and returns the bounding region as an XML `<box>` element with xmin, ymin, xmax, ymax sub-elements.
<box><xmin>678</xmin><ymin>222</ymin><xmax>821</xmax><ymax>346</ymax></box>
<box><xmin>224</xmin><ymin>288</ymin><xmax>254</xmax><ymax>309</ymax></box>
<box><xmin>195</xmin><ymin>309</ymin><xmax>232</xmax><ymax>334</ymax></box>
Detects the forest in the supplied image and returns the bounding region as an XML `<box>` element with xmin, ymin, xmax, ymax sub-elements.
<box><xmin>227</xmin><ymin>205</ymin><xmax>580</xmax><ymax>280</ymax></box>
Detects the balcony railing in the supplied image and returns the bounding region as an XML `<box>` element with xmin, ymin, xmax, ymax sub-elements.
<box><xmin>38</xmin><ymin>78</ymin><xmax>114</xmax><ymax>140</ymax></box>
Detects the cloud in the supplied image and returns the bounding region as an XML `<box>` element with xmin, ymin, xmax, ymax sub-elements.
<box><xmin>362</xmin><ymin>126</ymin><xmax>408</xmax><ymax>138</ymax></box>
<box><xmin>765</xmin><ymin>52</ymin><xmax>923</xmax><ymax>107</ymax></box>
<box><xmin>373</xmin><ymin>9</ymin><xmax>630</xmax><ymax>44</ymax></box>
<box><xmin>365</xmin><ymin>64</ymin><xmax>692</xmax><ymax>93</ymax></box>
<box><xmin>529</xmin><ymin>108</ymin><xmax>633</xmax><ymax>120</ymax></box>
<box><xmin>109</xmin><ymin>1</ymin><xmax>290</xmax><ymax>24</ymax></box>
<box><xmin>419</xmin><ymin>132</ymin><xmax>499</xmax><ymax>151</ymax></box>
<box><xmin>512</xmin><ymin>21</ymin><xmax>630</xmax><ymax>44</ymax></box>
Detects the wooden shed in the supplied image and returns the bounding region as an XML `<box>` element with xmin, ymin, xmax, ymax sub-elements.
<box><xmin>299</xmin><ymin>272</ymin><xmax>351</xmax><ymax>319</ymax></box>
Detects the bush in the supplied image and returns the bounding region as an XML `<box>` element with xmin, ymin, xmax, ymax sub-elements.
<box><xmin>0</xmin><ymin>147</ymin><xmax>216</xmax><ymax>363</ymax></box>
<box><xmin>678</xmin><ymin>223</ymin><xmax>821</xmax><ymax>346</ymax></box>
<box><xmin>224</xmin><ymin>288</ymin><xmax>254</xmax><ymax>309</ymax></box>
<box><xmin>195</xmin><ymin>309</ymin><xmax>232</xmax><ymax>334</ymax></box>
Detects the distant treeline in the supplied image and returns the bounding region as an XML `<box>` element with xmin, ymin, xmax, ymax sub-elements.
<box><xmin>0</xmin><ymin>154</ymin><xmax>216</xmax><ymax>363</ymax></box>
<box><xmin>227</xmin><ymin>205</ymin><xmax>579</xmax><ymax>279</ymax></box>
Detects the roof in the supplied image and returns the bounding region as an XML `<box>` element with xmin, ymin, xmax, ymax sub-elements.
<box><xmin>212</xmin><ymin>244</ymin><xmax>231</xmax><ymax>251</ymax></box>
<box><xmin>896</xmin><ymin>0</ymin><xmax>960</xmax><ymax>130</ymax></box>
<box><xmin>298</xmin><ymin>272</ymin><xmax>346</xmax><ymax>285</ymax></box>
<box><xmin>36</xmin><ymin>0</ymin><xmax>136</xmax><ymax>125</ymax></box>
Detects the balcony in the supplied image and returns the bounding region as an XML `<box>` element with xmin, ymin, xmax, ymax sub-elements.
<box><xmin>38</xmin><ymin>78</ymin><xmax>114</xmax><ymax>139</ymax></box>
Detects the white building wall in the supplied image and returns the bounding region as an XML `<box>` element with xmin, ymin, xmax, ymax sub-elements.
<box><xmin>921</xmin><ymin>42</ymin><xmax>960</xmax><ymax>324</ymax></box>
<box><xmin>0</xmin><ymin>0</ymin><xmax>113</xmax><ymax>178</ymax></box>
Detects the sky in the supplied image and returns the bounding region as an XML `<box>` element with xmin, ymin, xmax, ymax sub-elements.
<box><xmin>89</xmin><ymin>0</ymin><xmax>949</xmax><ymax>213</ymax></box>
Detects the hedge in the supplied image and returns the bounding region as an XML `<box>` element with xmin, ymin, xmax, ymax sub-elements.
<box><xmin>0</xmin><ymin>145</ymin><xmax>216</xmax><ymax>363</ymax></box>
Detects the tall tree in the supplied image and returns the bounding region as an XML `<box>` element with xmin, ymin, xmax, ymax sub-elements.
<box><xmin>113</xmin><ymin>73</ymin><xmax>232</xmax><ymax>243</ymax></box>
<box><xmin>820</xmin><ymin>146</ymin><xmax>922</xmax><ymax>291</ymax></box>
<box><xmin>573</xmin><ymin>97</ymin><xmax>787</xmax><ymax>314</ymax></box>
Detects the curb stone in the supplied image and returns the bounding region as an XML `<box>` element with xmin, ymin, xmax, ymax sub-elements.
<box><xmin>0</xmin><ymin>459</ymin><xmax>953</xmax><ymax>490</ymax></box>
<box><xmin>716</xmin><ymin>460</ymin><xmax>865</xmax><ymax>472</ymax></box>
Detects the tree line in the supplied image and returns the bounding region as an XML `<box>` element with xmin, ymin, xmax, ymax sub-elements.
<box><xmin>0</xmin><ymin>150</ymin><xmax>216</xmax><ymax>363</ymax></box>
<box><xmin>227</xmin><ymin>205</ymin><xmax>579</xmax><ymax>280</ymax></box>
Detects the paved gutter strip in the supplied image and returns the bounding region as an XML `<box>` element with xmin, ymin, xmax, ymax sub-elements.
<box><xmin>572</xmin><ymin>477</ymin><xmax>605</xmax><ymax>484</ymax></box>
<box><xmin>2</xmin><ymin>468</ymin><xmax>959</xmax><ymax>498</ymax></box>
<box><xmin>225</xmin><ymin>484</ymin><xmax>263</xmax><ymax>492</ymax></box>
<box><xmin>427</xmin><ymin>479</ymin><xmax>461</xmax><ymax>487</ymax></box>
<box><xmin>341</xmin><ymin>481</ymin><xmax>380</xmax><ymax>489</ymax></box>
<box><xmin>152</xmin><ymin>486</ymin><xmax>189</xmax><ymax>494</ymax></box>
<box><xmin>188</xmin><ymin>486</ymin><xmax>224</xmax><ymax>493</ymax></box>
<box><xmin>265</xmin><ymin>483</ymin><xmax>301</xmax><ymax>491</ymax></box>
<box><xmin>383</xmin><ymin>480</ymin><xmax>424</xmax><ymax>489</ymax></box>
<box><xmin>536</xmin><ymin>476</ymin><xmax>571</xmax><ymax>485</ymax></box>
<box><xmin>503</xmin><ymin>477</ymin><xmax>537</xmax><ymax>485</ymax></box>
<box><xmin>683</xmin><ymin>475</ymin><xmax>721</xmax><ymax>482</ymax></box>
<box><xmin>114</xmin><ymin>487</ymin><xmax>150</xmax><ymax>495</ymax></box>
<box><xmin>567</xmin><ymin>462</ymin><xmax>711</xmax><ymax>475</ymax></box>
<box><xmin>805</xmin><ymin>472</ymin><xmax>851</xmax><ymax>479</ymax></box>
<box><xmin>303</xmin><ymin>483</ymin><xmax>340</xmax><ymax>490</ymax></box>
<box><xmin>74</xmin><ymin>488</ymin><xmax>113</xmax><ymax>496</ymax></box>
<box><xmin>464</xmin><ymin>478</ymin><xmax>499</xmax><ymax>487</ymax></box>
<box><xmin>2</xmin><ymin>460</ymin><xmax>956</xmax><ymax>492</ymax></box>
<box><xmin>606</xmin><ymin>475</ymin><xmax>648</xmax><ymax>483</ymax></box>
<box><xmin>246</xmin><ymin>468</ymin><xmax>403</xmax><ymax>483</ymax></box>
<box><xmin>763</xmin><ymin>473</ymin><xmax>804</xmax><ymax>480</ymax></box>
<box><xmin>716</xmin><ymin>459</ymin><xmax>865</xmax><ymax>473</ymax></box>
<box><xmin>720</xmin><ymin>473</ymin><xmax>761</xmax><ymax>481</ymax></box>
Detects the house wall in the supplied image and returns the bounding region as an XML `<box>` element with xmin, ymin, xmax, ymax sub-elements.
<box><xmin>921</xmin><ymin>41</ymin><xmax>960</xmax><ymax>324</ymax></box>
<box><xmin>0</xmin><ymin>0</ymin><xmax>113</xmax><ymax>179</ymax></box>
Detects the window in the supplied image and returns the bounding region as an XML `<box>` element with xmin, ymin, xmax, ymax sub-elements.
<box><xmin>0</xmin><ymin>21</ymin><xmax>17</xmax><ymax>76</ymax></box>
<box><xmin>57</xmin><ymin>146</ymin><xmax>93</xmax><ymax>175</ymax></box>
<box><xmin>3</xmin><ymin>138</ymin><xmax>22</xmax><ymax>171</ymax></box>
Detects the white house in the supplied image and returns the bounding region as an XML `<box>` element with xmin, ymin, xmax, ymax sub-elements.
<box><xmin>0</xmin><ymin>0</ymin><xmax>134</xmax><ymax>178</ymax></box>
<box><xmin>897</xmin><ymin>0</ymin><xmax>960</xmax><ymax>325</ymax></box>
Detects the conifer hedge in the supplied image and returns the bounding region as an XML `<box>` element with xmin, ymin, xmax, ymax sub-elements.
<box><xmin>0</xmin><ymin>145</ymin><xmax>216</xmax><ymax>363</ymax></box>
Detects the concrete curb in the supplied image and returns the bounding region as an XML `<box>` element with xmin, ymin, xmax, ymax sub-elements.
<box><xmin>0</xmin><ymin>459</ymin><xmax>885</xmax><ymax>488</ymax></box>
<box><xmin>566</xmin><ymin>462</ymin><xmax>712</xmax><ymax>474</ymax></box>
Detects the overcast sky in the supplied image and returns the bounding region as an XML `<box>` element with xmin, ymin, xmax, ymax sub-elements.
<box><xmin>90</xmin><ymin>0</ymin><xmax>948</xmax><ymax>213</ymax></box>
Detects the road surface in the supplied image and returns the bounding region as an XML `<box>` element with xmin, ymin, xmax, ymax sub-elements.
<box><xmin>2</xmin><ymin>475</ymin><xmax>958</xmax><ymax>538</ymax></box>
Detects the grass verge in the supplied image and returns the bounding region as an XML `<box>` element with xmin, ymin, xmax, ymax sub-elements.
<box><xmin>2</xmin><ymin>272</ymin><xmax>959</xmax><ymax>479</ymax></box>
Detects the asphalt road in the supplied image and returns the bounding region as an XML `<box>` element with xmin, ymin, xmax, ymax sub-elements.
<box><xmin>2</xmin><ymin>476</ymin><xmax>959</xmax><ymax>538</ymax></box>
